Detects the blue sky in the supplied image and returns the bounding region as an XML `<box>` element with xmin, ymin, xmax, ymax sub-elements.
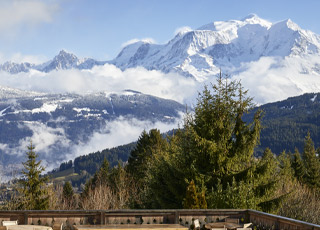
<box><xmin>0</xmin><ymin>0</ymin><xmax>319</xmax><ymax>63</ymax></box>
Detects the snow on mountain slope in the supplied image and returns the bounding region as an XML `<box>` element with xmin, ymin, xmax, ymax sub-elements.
<box><xmin>0</xmin><ymin>62</ymin><xmax>35</xmax><ymax>74</ymax></box>
<box><xmin>0</xmin><ymin>85</ymin><xmax>44</xmax><ymax>99</ymax></box>
<box><xmin>111</xmin><ymin>14</ymin><xmax>320</xmax><ymax>82</ymax></box>
<box><xmin>1</xmin><ymin>14</ymin><xmax>320</xmax><ymax>81</ymax></box>
<box><xmin>36</xmin><ymin>50</ymin><xmax>106</xmax><ymax>72</ymax></box>
<box><xmin>0</xmin><ymin>50</ymin><xmax>106</xmax><ymax>73</ymax></box>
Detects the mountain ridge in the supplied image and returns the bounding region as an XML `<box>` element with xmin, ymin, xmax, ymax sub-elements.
<box><xmin>2</xmin><ymin>14</ymin><xmax>320</xmax><ymax>80</ymax></box>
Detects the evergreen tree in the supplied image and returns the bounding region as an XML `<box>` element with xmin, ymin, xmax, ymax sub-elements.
<box><xmin>255</xmin><ymin>148</ymin><xmax>283</xmax><ymax>212</ymax></box>
<box><xmin>147</xmin><ymin>73</ymin><xmax>285</xmax><ymax>211</ymax></box>
<box><xmin>81</xmin><ymin>158</ymin><xmax>110</xmax><ymax>199</ymax></box>
<box><xmin>302</xmin><ymin>133</ymin><xmax>320</xmax><ymax>188</ymax></box>
<box><xmin>126</xmin><ymin>129</ymin><xmax>168</xmax><ymax>208</ymax></box>
<box><xmin>20</xmin><ymin>141</ymin><xmax>49</xmax><ymax>210</ymax></box>
<box><xmin>291</xmin><ymin>148</ymin><xmax>305</xmax><ymax>182</ymax></box>
<box><xmin>127</xmin><ymin>129</ymin><xmax>168</xmax><ymax>183</ymax></box>
<box><xmin>278</xmin><ymin>151</ymin><xmax>294</xmax><ymax>183</ymax></box>
<box><xmin>63</xmin><ymin>181</ymin><xmax>74</xmax><ymax>204</ymax></box>
<box><xmin>183</xmin><ymin>180</ymin><xmax>200</xmax><ymax>209</ymax></box>
<box><xmin>108</xmin><ymin>163</ymin><xmax>133</xmax><ymax>209</ymax></box>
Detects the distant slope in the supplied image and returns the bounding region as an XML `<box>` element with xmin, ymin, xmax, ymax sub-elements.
<box><xmin>49</xmin><ymin>142</ymin><xmax>136</xmax><ymax>187</ymax></box>
<box><xmin>0</xmin><ymin>88</ymin><xmax>185</xmax><ymax>181</ymax></box>
<box><xmin>246</xmin><ymin>93</ymin><xmax>320</xmax><ymax>155</ymax></box>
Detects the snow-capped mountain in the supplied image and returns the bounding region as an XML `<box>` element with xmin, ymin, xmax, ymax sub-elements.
<box><xmin>0</xmin><ymin>50</ymin><xmax>106</xmax><ymax>73</ymax></box>
<box><xmin>0</xmin><ymin>86</ymin><xmax>44</xmax><ymax>99</ymax></box>
<box><xmin>111</xmin><ymin>14</ymin><xmax>320</xmax><ymax>81</ymax></box>
<box><xmin>3</xmin><ymin>14</ymin><xmax>320</xmax><ymax>80</ymax></box>
<box><xmin>36</xmin><ymin>50</ymin><xmax>106</xmax><ymax>72</ymax></box>
<box><xmin>0</xmin><ymin>62</ymin><xmax>35</xmax><ymax>74</ymax></box>
<box><xmin>2</xmin><ymin>14</ymin><xmax>320</xmax><ymax>85</ymax></box>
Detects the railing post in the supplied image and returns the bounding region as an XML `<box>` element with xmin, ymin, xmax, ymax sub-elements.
<box><xmin>174</xmin><ymin>211</ymin><xmax>179</xmax><ymax>224</ymax></box>
<box><xmin>24</xmin><ymin>212</ymin><xmax>28</xmax><ymax>225</ymax></box>
<box><xmin>100</xmin><ymin>211</ymin><xmax>105</xmax><ymax>225</ymax></box>
<box><xmin>275</xmin><ymin>217</ymin><xmax>280</xmax><ymax>230</ymax></box>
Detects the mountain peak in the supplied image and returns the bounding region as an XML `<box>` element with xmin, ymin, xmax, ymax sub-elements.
<box><xmin>271</xmin><ymin>19</ymin><xmax>301</xmax><ymax>33</ymax></box>
<box><xmin>285</xmin><ymin>19</ymin><xmax>300</xmax><ymax>31</ymax></box>
<box><xmin>58</xmin><ymin>49</ymin><xmax>69</xmax><ymax>55</ymax></box>
<box><xmin>197</xmin><ymin>14</ymin><xmax>271</xmax><ymax>32</ymax></box>
<box><xmin>37</xmin><ymin>50</ymin><xmax>80</xmax><ymax>72</ymax></box>
<box><xmin>241</xmin><ymin>14</ymin><xmax>272</xmax><ymax>28</ymax></box>
<box><xmin>56</xmin><ymin>50</ymin><xmax>78</xmax><ymax>59</ymax></box>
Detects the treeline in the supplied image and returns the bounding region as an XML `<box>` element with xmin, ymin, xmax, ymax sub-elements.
<box><xmin>73</xmin><ymin>143</ymin><xmax>135</xmax><ymax>174</ymax></box>
<box><xmin>49</xmin><ymin>143</ymin><xmax>136</xmax><ymax>188</ymax></box>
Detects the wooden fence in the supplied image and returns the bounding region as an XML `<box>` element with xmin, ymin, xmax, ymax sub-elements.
<box><xmin>0</xmin><ymin>209</ymin><xmax>319</xmax><ymax>230</ymax></box>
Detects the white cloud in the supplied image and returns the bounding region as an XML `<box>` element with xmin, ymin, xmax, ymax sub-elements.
<box><xmin>2</xmin><ymin>54</ymin><xmax>320</xmax><ymax>176</ymax></box>
<box><xmin>9</xmin><ymin>53</ymin><xmax>49</xmax><ymax>64</ymax></box>
<box><xmin>0</xmin><ymin>64</ymin><xmax>198</xmax><ymax>104</ymax></box>
<box><xmin>66</xmin><ymin>115</ymin><xmax>183</xmax><ymax>161</ymax></box>
<box><xmin>174</xmin><ymin>26</ymin><xmax>192</xmax><ymax>35</ymax></box>
<box><xmin>1</xmin><ymin>55</ymin><xmax>320</xmax><ymax>106</ymax></box>
<box><xmin>121</xmin><ymin>38</ymin><xmax>156</xmax><ymax>47</ymax></box>
<box><xmin>0</xmin><ymin>52</ymin><xmax>48</xmax><ymax>64</ymax></box>
<box><xmin>0</xmin><ymin>114</ymin><xmax>183</xmax><ymax>175</ymax></box>
<box><xmin>0</xmin><ymin>121</ymin><xmax>70</xmax><ymax>173</ymax></box>
<box><xmin>0</xmin><ymin>0</ymin><xmax>59</xmax><ymax>36</ymax></box>
<box><xmin>229</xmin><ymin>56</ymin><xmax>320</xmax><ymax>104</ymax></box>
<box><xmin>7</xmin><ymin>122</ymin><xmax>70</xmax><ymax>157</ymax></box>
<box><xmin>0</xmin><ymin>143</ymin><xmax>8</xmax><ymax>152</ymax></box>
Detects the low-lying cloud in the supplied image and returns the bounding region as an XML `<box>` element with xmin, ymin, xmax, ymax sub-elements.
<box><xmin>1</xmin><ymin>56</ymin><xmax>320</xmax><ymax>105</ymax></box>
<box><xmin>0</xmin><ymin>64</ymin><xmax>199</xmax><ymax>104</ymax></box>
<box><xmin>174</xmin><ymin>26</ymin><xmax>192</xmax><ymax>35</ymax></box>
<box><xmin>67</xmin><ymin>115</ymin><xmax>183</xmax><ymax>162</ymax></box>
<box><xmin>0</xmin><ymin>115</ymin><xmax>183</xmax><ymax>175</ymax></box>
<box><xmin>121</xmin><ymin>38</ymin><xmax>156</xmax><ymax>47</ymax></box>
<box><xmin>231</xmin><ymin>55</ymin><xmax>320</xmax><ymax>104</ymax></box>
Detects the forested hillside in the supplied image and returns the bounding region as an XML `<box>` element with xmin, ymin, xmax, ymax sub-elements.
<box><xmin>50</xmin><ymin>143</ymin><xmax>136</xmax><ymax>187</ymax></box>
<box><xmin>248</xmin><ymin>93</ymin><xmax>320</xmax><ymax>155</ymax></box>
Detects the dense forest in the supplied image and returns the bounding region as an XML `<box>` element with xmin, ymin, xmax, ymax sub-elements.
<box><xmin>247</xmin><ymin>92</ymin><xmax>320</xmax><ymax>155</ymax></box>
<box><xmin>2</xmin><ymin>74</ymin><xmax>320</xmax><ymax>226</ymax></box>
<box><xmin>49</xmin><ymin>143</ymin><xmax>136</xmax><ymax>188</ymax></box>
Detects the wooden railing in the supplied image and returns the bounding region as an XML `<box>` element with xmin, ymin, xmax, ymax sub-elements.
<box><xmin>0</xmin><ymin>209</ymin><xmax>319</xmax><ymax>230</ymax></box>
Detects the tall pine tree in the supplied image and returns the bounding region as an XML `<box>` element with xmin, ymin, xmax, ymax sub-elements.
<box><xmin>147</xmin><ymin>73</ymin><xmax>285</xmax><ymax>211</ymax></box>
<box><xmin>20</xmin><ymin>141</ymin><xmax>49</xmax><ymax>210</ymax></box>
<box><xmin>302</xmin><ymin>133</ymin><xmax>320</xmax><ymax>188</ymax></box>
<box><xmin>126</xmin><ymin>129</ymin><xmax>168</xmax><ymax>208</ymax></box>
<box><xmin>291</xmin><ymin>148</ymin><xmax>305</xmax><ymax>182</ymax></box>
